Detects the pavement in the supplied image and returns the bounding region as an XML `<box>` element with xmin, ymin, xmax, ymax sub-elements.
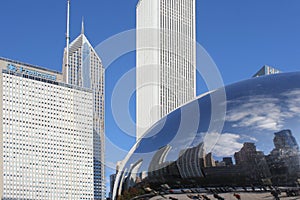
<box><xmin>149</xmin><ymin>192</ymin><xmax>300</xmax><ymax>200</ymax></box>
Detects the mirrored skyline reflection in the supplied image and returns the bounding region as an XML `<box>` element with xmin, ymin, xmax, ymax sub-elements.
<box><xmin>114</xmin><ymin>72</ymin><xmax>300</xmax><ymax>199</ymax></box>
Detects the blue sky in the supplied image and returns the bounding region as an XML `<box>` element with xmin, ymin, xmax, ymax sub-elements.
<box><xmin>1</xmin><ymin>1</ymin><xmax>300</xmax><ymax>78</ymax></box>
<box><xmin>1</xmin><ymin>0</ymin><xmax>300</xmax><ymax>195</ymax></box>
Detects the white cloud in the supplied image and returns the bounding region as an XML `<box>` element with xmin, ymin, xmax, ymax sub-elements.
<box><xmin>285</xmin><ymin>90</ymin><xmax>300</xmax><ymax>116</ymax></box>
<box><xmin>204</xmin><ymin>132</ymin><xmax>243</xmax><ymax>157</ymax></box>
<box><xmin>240</xmin><ymin>134</ymin><xmax>258</xmax><ymax>142</ymax></box>
<box><xmin>226</xmin><ymin>89</ymin><xmax>300</xmax><ymax>131</ymax></box>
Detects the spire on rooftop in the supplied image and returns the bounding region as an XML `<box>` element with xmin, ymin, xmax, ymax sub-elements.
<box><xmin>81</xmin><ymin>17</ymin><xmax>85</xmax><ymax>35</ymax></box>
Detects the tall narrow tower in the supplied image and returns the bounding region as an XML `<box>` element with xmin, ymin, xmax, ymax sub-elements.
<box><xmin>136</xmin><ymin>0</ymin><xmax>196</xmax><ymax>141</ymax></box>
<box><xmin>63</xmin><ymin>0</ymin><xmax>70</xmax><ymax>83</ymax></box>
<box><xmin>62</xmin><ymin>3</ymin><xmax>105</xmax><ymax>199</ymax></box>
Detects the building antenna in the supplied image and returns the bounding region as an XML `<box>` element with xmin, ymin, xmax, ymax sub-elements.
<box><xmin>65</xmin><ymin>0</ymin><xmax>70</xmax><ymax>82</ymax></box>
<box><xmin>81</xmin><ymin>16</ymin><xmax>84</xmax><ymax>35</ymax></box>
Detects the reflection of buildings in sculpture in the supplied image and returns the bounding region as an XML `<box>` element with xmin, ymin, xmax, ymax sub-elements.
<box><xmin>176</xmin><ymin>143</ymin><xmax>205</xmax><ymax>178</ymax></box>
<box><xmin>148</xmin><ymin>145</ymin><xmax>171</xmax><ymax>175</ymax></box>
<box><xmin>148</xmin><ymin>145</ymin><xmax>180</xmax><ymax>183</ymax></box>
<box><xmin>214</xmin><ymin>157</ymin><xmax>233</xmax><ymax>167</ymax></box>
<box><xmin>110</xmin><ymin>161</ymin><xmax>122</xmax><ymax>199</ymax></box>
<box><xmin>109</xmin><ymin>174</ymin><xmax>116</xmax><ymax>199</ymax></box>
<box><xmin>266</xmin><ymin>130</ymin><xmax>300</xmax><ymax>185</ymax></box>
<box><xmin>252</xmin><ymin>65</ymin><xmax>281</xmax><ymax>77</ymax></box>
<box><xmin>203</xmin><ymin>165</ymin><xmax>244</xmax><ymax>186</ymax></box>
<box><xmin>234</xmin><ymin>142</ymin><xmax>257</xmax><ymax>165</ymax></box>
<box><xmin>118</xmin><ymin>168</ymin><xmax>127</xmax><ymax>197</ymax></box>
<box><xmin>125</xmin><ymin>159</ymin><xmax>143</xmax><ymax>190</ymax></box>
<box><xmin>215</xmin><ymin>161</ymin><xmax>226</xmax><ymax>167</ymax></box>
<box><xmin>119</xmin><ymin>129</ymin><xmax>300</xmax><ymax>194</ymax></box>
<box><xmin>141</xmin><ymin>171</ymin><xmax>148</xmax><ymax>180</ymax></box>
<box><xmin>206</xmin><ymin>130</ymin><xmax>300</xmax><ymax>186</ymax></box>
<box><xmin>148</xmin><ymin>160</ymin><xmax>181</xmax><ymax>185</ymax></box>
<box><xmin>222</xmin><ymin>157</ymin><xmax>233</xmax><ymax>166</ymax></box>
<box><xmin>234</xmin><ymin>142</ymin><xmax>271</xmax><ymax>183</ymax></box>
<box><xmin>205</xmin><ymin>152</ymin><xmax>216</xmax><ymax>167</ymax></box>
<box><xmin>273</xmin><ymin>129</ymin><xmax>299</xmax><ymax>150</ymax></box>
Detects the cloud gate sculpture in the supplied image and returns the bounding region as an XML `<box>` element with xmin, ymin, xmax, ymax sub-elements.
<box><xmin>114</xmin><ymin>72</ymin><xmax>300</xmax><ymax>200</ymax></box>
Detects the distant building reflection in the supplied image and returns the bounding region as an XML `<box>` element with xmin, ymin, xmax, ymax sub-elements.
<box><xmin>131</xmin><ymin>129</ymin><xmax>300</xmax><ymax>190</ymax></box>
<box><xmin>177</xmin><ymin>143</ymin><xmax>205</xmax><ymax>178</ymax></box>
<box><xmin>266</xmin><ymin>130</ymin><xmax>300</xmax><ymax>186</ymax></box>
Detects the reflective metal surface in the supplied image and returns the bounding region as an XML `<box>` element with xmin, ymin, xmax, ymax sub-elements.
<box><xmin>115</xmin><ymin>72</ymin><xmax>300</xmax><ymax>200</ymax></box>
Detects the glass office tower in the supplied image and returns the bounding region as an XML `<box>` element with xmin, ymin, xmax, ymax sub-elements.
<box><xmin>253</xmin><ymin>65</ymin><xmax>281</xmax><ymax>77</ymax></box>
<box><xmin>62</xmin><ymin>27</ymin><xmax>105</xmax><ymax>200</ymax></box>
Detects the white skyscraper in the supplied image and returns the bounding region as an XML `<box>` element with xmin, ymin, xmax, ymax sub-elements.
<box><xmin>0</xmin><ymin>57</ymin><xmax>94</xmax><ymax>199</ymax></box>
<box><xmin>136</xmin><ymin>0</ymin><xmax>196</xmax><ymax>140</ymax></box>
<box><xmin>62</xmin><ymin>19</ymin><xmax>105</xmax><ymax>200</ymax></box>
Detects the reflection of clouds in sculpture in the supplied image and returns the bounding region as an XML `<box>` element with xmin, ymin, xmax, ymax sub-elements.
<box><xmin>203</xmin><ymin>132</ymin><xmax>243</xmax><ymax>157</ymax></box>
<box><xmin>158</xmin><ymin>131</ymin><xmax>259</xmax><ymax>161</ymax></box>
<box><xmin>164</xmin><ymin>132</ymin><xmax>203</xmax><ymax>161</ymax></box>
<box><xmin>170</xmin><ymin>89</ymin><xmax>300</xmax><ymax>159</ymax></box>
<box><xmin>226</xmin><ymin>89</ymin><xmax>300</xmax><ymax>131</ymax></box>
<box><xmin>240</xmin><ymin>134</ymin><xmax>258</xmax><ymax>142</ymax></box>
<box><xmin>227</xmin><ymin>97</ymin><xmax>282</xmax><ymax>131</ymax></box>
<box><xmin>285</xmin><ymin>90</ymin><xmax>300</xmax><ymax>115</ymax></box>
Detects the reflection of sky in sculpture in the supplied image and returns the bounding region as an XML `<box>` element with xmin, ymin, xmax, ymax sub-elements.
<box><xmin>124</xmin><ymin>72</ymin><xmax>300</xmax><ymax>173</ymax></box>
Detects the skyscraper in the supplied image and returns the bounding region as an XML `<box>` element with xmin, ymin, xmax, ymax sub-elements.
<box><xmin>252</xmin><ymin>65</ymin><xmax>281</xmax><ymax>77</ymax></box>
<box><xmin>136</xmin><ymin>0</ymin><xmax>196</xmax><ymax>141</ymax></box>
<box><xmin>62</xmin><ymin>19</ymin><xmax>105</xmax><ymax>200</ymax></box>
<box><xmin>0</xmin><ymin>57</ymin><xmax>95</xmax><ymax>199</ymax></box>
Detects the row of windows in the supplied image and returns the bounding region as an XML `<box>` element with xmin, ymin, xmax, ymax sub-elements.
<box><xmin>3</xmin><ymin>117</ymin><xmax>92</xmax><ymax>127</ymax></box>
<box><xmin>1</xmin><ymin>73</ymin><xmax>95</xmax><ymax>198</ymax></box>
